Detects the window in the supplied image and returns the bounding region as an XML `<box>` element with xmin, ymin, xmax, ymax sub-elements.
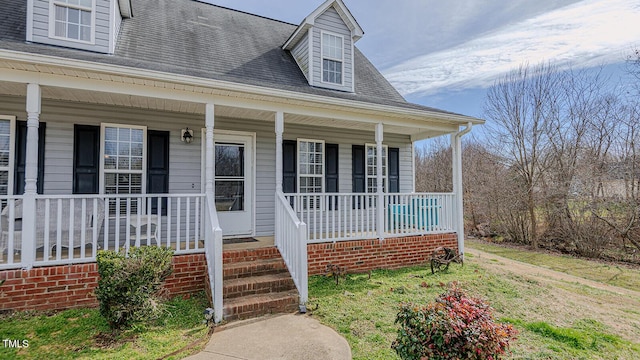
<box><xmin>298</xmin><ymin>139</ymin><xmax>324</xmax><ymax>193</ymax></box>
<box><xmin>0</xmin><ymin>116</ymin><xmax>15</xmax><ymax>197</ymax></box>
<box><xmin>215</xmin><ymin>143</ymin><xmax>245</xmax><ymax>212</ymax></box>
<box><xmin>322</xmin><ymin>32</ymin><xmax>343</xmax><ymax>84</ymax></box>
<box><xmin>100</xmin><ymin>124</ymin><xmax>146</xmax><ymax>213</ymax></box>
<box><xmin>366</xmin><ymin>144</ymin><xmax>388</xmax><ymax>193</ymax></box>
<box><xmin>50</xmin><ymin>0</ymin><xmax>94</xmax><ymax>42</ymax></box>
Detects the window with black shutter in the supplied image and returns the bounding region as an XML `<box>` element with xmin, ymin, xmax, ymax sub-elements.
<box><xmin>14</xmin><ymin>121</ymin><xmax>46</xmax><ymax>195</ymax></box>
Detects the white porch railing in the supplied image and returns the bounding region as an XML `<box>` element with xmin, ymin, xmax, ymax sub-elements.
<box><xmin>0</xmin><ymin>193</ymin><xmax>206</xmax><ymax>269</ymax></box>
<box><xmin>275</xmin><ymin>191</ymin><xmax>308</xmax><ymax>309</ymax></box>
<box><xmin>284</xmin><ymin>192</ymin><xmax>456</xmax><ymax>243</ymax></box>
<box><xmin>204</xmin><ymin>193</ymin><xmax>223</xmax><ymax>323</ymax></box>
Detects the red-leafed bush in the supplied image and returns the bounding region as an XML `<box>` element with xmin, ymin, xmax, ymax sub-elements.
<box><xmin>392</xmin><ymin>283</ymin><xmax>517</xmax><ymax>360</ymax></box>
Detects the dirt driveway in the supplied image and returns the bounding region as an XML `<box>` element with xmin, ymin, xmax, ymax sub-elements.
<box><xmin>465</xmin><ymin>247</ymin><xmax>640</xmax><ymax>342</ymax></box>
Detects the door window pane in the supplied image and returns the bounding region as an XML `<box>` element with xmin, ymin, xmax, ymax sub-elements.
<box><xmin>215</xmin><ymin>144</ymin><xmax>244</xmax><ymax>177</ymax></box>
<box><xmin>215</xmin><ymin>181</ymin><xmax>244</xmax><ymax>211</ymax></box>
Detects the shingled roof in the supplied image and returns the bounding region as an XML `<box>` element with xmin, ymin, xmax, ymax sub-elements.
<box><xmin>0</xmin><ymin>0</ymin><xmax>461</xmax><ymax>116</ymax></box>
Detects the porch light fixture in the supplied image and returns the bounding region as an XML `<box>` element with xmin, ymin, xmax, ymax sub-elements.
<box><xmin>181</xmin><ymin>128</ymin><xmax>194</xmax><ymax>143</ymax></box>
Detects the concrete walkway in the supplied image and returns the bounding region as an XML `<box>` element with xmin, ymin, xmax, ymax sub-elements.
<box><xmin>185</xmin><ymin>314</ymin><xmax>352</xmax><ymax>360</ymax></box>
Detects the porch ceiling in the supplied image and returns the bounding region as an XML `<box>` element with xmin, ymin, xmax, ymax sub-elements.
<box><xmin>0</xmin><ymin>78</ymin><xmax>458</xmax><ymax>139</ymax></box>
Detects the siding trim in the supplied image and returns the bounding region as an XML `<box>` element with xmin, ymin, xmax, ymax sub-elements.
<box><xmin>27</xmin><ymin>0</ymin><xmax>34</xmax><ymax>42</ymax></box>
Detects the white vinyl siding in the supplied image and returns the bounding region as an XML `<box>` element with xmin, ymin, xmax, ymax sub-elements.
<box><xmin>311</xmin><ymin>6</ymin><xmax>353</xmax><ymax>92</ymax></box>
<box><xmin>31</xmin><ymin>0</ymin><xmax>112</xmax><ymax>53</ymax></box>
<box><xmin>366</xmin><ymin>144</ymin><xmax>388</xmax><ymax>193</ymax></box>
<box><xmin>291</xmin><ymin>31</ymin><xmax>310</xmax><ymax>80</ymax></box>
<box><xmin>0</xmin><ymin>96</ymin><xmax>415</xmax><ymax>237</ymax></box>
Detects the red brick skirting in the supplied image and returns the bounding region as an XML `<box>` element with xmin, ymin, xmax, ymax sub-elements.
<box><xmin>307</xmin><ymin>233</ymin><xmax>458</xmax><ymax>275</ymax></box>
<box><xmin>0</xmin><ymin>254</ymin><xmax>207</xmax><ymax>313</ymax></box>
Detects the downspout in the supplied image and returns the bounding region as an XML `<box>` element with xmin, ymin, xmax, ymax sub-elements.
<box><xmin>453</xmin><ymin>122</ymin><xmax>472</xmax><ymax>257</ymax></box>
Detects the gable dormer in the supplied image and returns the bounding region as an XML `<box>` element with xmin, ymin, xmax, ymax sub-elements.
<box><xmin>26</xmin><ymin>0</ymin><xmax>132</xmax><ymax>54</ymax></box>
<box><xmin>283</xmin><ymin>0</ymin><xmax>364</xmax><ymax>93</ymax></box>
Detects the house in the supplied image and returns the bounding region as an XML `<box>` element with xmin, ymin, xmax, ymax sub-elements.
<box><xmin>0</xmin><ymin>0</ymin><xmax>482</xmax><ymax>321</ymax></box>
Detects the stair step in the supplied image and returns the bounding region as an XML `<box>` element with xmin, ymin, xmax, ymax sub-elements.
<box><xmin>223</xmin><ymin>258</ymin><xmax>289</xmax><ymax>280</ymax></box>
<box><xmin>223</xmin><ymin>273</ymin><xmax>296</xmax><ymax>299</ymax></box>
<box><xmin>223</xmin><ymin>291</ymin><xmax>299</xmax><ymax>321</ymax></box>
<box><xmin>223</xmin><ymin>247</ymin><xmax>282</xmax><ymax>264</ymax></box>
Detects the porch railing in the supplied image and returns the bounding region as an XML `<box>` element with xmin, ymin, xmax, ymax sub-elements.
<box><xmin>0</xmin><ymin>193</ymin><xmax>206</xmax><ymax>269</ymax></box>
<box><xmin>284</xmin><ymin>192</ymin><xmax>455</xmax><ymax>243</ymax></box>
<box><xmin>275</xmin><ymin>191</ymin><xmax>308</xmax><ymax>309</ymax></box>
<box><xmin>204</xmin><ymin>193</ymin><xmax>223</xmax><ymax>323</ymax></box>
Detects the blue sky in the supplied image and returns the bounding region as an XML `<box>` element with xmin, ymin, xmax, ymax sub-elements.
<box><xmin>204</xmin><ymin>0</ymin><xmax>640</xmax><ymax>118</ymax></box>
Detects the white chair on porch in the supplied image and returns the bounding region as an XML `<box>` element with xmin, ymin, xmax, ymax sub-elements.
<box><xmin>0</xmin><ymin>199</ymin><xmax>105</xmax><ymax>260</ymax></box>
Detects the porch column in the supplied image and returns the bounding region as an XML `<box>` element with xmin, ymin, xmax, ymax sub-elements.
<box><xmin>205</xmin><ymin>103</ymin><xmax>215</xmax><ymax>195</ymax></box>
<box><xmin>376</xmin><ymin>123</ymin><xmax>384</xmax><ymax>240</ymax></box>
<box><xmin>22</xmin><ymin>83</ymin><xmax>41</xmax><ymax>269</ymax></box>
<box><xmin>275</xmin><ymin>112</ymin><xmax>284</xmax><ymax>193</ymax></box>
<box><xmin>205</xmin><ymin>103</ymin><xmax>223</xmax><ymax>323</ymax></box>
<box><xmin>451</xmin><ymin>132</ymin><xmax>464</xmax><ymax>255</ymax></box>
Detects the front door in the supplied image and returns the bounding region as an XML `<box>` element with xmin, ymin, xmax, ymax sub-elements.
<box><xmin>202</xmin><ymin>131</ymin><xmax>254</xmax><ymax>237</ymax></box>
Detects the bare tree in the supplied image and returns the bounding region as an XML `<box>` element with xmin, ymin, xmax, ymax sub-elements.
<box><xmin>483</xmin><ymin>63</ymin><xmax>560</xmax><ymax>247</ymax></box>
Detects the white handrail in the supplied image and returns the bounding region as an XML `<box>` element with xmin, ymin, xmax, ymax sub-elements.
<box><xmin>204</xmin><ymin>193</ymin><xmax>224</xmax><ymax>323</ymax></box>
<box><xmin>275</xmin><ymin>191</ymin><xmax>308</xmax><ymax>310</ymax></box>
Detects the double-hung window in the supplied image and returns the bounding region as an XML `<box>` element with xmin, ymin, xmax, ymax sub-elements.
<box><xmin>298</xmin><ymin>139</ymin><xmax>324</xmax><ymax>193</ymax></box>
<box><xmin>101</xmin><ymin>124</ymin><xmax>146</xmax><ymax>213</ymax></box>
<box><xmin>0</xmin><ymin>116</ymin><xmax>15</xmax><ymax>198</ymax></box>
<box><xmin>50</xmin><ymin>0</ymin><xmax>95</xmax><ymax>42</ymax></box>
<box><xmin>366</xmin><ymin>143</ymin><xmax>388</xmax><ymax>193</ymax></box>
<box><xmin>322</xmin><ymin>32</ymin><xmax>343</xmax><ymax>85</ymax></box>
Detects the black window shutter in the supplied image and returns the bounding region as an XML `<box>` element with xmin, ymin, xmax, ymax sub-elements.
<box><xmin>282</xmin><ymin>140</ymin><xmax>297</xmax><ymax>193</ymax></box>
<box><xmin>14</xmin><ymin>121</ymin><xmax>46</xmax><ymax>195</ymax></box>
<box><xmin>389</xmin><ymin>147</ymin><xmax>400</xmax><ymax>193</ymax></box>
<box><xmin>147</xmin><ymin>130</ymin><xmax>170</xmax><ymax>215</ymax></box>
<box><xmin>72</xmin><ymin>125</ymin><xmax>100</xmax><ymax>194</ymax></box>
<box><xmin>352</xmin><ymin>145</ymin><xmax>365</xmax><ymax>193</ymax></box>
<box><xmin>325</xmin><ymin>143</ymin><xmax>338</xmax><ymax>193</ymax></box>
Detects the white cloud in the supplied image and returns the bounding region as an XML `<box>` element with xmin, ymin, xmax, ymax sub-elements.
<box><xmin>384</xmin><ymin>0</ymin><xmax>640</xmax><ymax>96</ymax></box>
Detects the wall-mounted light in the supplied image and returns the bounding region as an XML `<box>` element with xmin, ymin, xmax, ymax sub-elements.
<box><xmin>181</xmin><ymin>128</ymin><xmax>194</xmax><ymax>144</ymax></box>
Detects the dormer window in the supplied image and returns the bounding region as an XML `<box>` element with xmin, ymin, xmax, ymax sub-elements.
<box><xmin>50</xmin><ymin>0</ymin><xmax>95</xmax><ymax>43</ymax></box>
<box><xmin>321</xmin><ymin>32</ymin><xmax>343</xmax><ymax>85</ymax></box>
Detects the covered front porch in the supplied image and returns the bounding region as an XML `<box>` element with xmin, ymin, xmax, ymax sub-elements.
<box><xmin>0</xmin><ymin>57</ymin><xmax>475</xmax><ymax>322</ymax></box>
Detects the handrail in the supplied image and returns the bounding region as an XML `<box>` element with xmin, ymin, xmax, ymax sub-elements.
<box><xmin>204</xmin><ymin>193</ymin><xmax>223</xmax><ymax>323</ymax></box>
<box><xmin>275</xmin><ymin>191</ymin><xmax>308</xmax><ymax>310</ymax></box>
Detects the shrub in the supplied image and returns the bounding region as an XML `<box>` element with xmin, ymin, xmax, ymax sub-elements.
<box><xmin>95</xmin><ymin>246</ymin><xmax>173</xmax><ymax>330</ymax></box>
<box><xmin>392</xmin><ymin>284</ymin><xmax>517</xmax><ymax>360</ymax></box>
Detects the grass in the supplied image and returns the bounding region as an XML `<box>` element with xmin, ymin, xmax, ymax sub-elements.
<box><xmin>308</xmin><ymin>262</ymin><xmax>640</xmax><ymax>359</ymax></box>
<box><xmin>0</xmin><ymin>293</ymin><xmax>210</xmax><ymax>360</ymax></box>
<box><xmin>467</xmin><ymin>238</ymin><xmax>640</xmax><ymax>291</ymax></box>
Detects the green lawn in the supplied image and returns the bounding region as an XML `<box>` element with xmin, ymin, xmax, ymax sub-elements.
<box><xmin>467</xmin><ymin>238</ymin><xmax>640</xmax><ymax>291</ymax></box>
<box><xmin>308</xmin><ymin>261</ymin><xmax>640</xmax><ymax>359</ymax></box>
<box><xmin>0</xmin><ymin>293</ymin><xmax>210</xmax><ymax>360</ymax></box>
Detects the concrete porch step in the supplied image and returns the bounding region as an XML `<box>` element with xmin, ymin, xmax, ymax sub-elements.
<box><xmin>223</xmin><ymin>257</ymin><xmax>289</xmax><ymax>280</ymax></box>
<box><xmin>223</xmin><ymin>272</ymin><xmax>296</xmax><ymax>299</ymax></box>
<box><xmin>223</xmin><ymin>291</ymin><xmax>299</xmax><ymax>321</ymax></box>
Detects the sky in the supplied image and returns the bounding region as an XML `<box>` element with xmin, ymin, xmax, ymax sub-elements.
<box><xmin>203</xmin><ymin>0</ymin><xmax>640</xmax><ymax>119</ymax></box>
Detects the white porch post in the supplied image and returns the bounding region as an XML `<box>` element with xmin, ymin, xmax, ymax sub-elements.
<box><xmin>376</xmin><ymin>123</ymin><xmax>384</xmax><ymax>240</ymax></box>
<box><xmin>451</xmin><ymin>132</ymin><xmax>464</xmax><ymax>255</ymax></box>
<box><xmin>275</xmin><ymin>112</ymin><xmax>284</xmax><ymax>193</ymax></box>
<box><xmin>22</xmin><ymin>83</ymin><xmax>41</xmax><ymax>269</ymax></box>
<box><xmin>205</xmin><ymin>103</ymin><xmax>223</xmax><ymax>323</ymax></box>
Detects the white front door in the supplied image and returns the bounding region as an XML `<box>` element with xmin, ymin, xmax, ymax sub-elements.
<box><xmin>202</xmin><ymin>131</ymin><xmax>254</xmax><ymax>237</ymax></box>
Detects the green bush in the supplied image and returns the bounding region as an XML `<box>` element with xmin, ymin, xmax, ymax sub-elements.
<box><xmin>392</xmin><ymin>284</ymin><xmax>517</xmax><ymax>360</ymax></box>
<box><xmin>95</xmin><ymin>246</ymin><xmax>174</xmax><ymax>330</ymax></box>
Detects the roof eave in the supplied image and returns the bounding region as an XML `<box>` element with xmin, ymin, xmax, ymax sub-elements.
<box><xmin>0</xmin><ymin>49</ymin><xmax>484</xmax><ymax>127</ymax></box>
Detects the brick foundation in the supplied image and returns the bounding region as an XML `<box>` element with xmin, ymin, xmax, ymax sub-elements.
<box><xmin>307</xmin><ymin>233</ymin><xmax>458</xmax><ymax>275</ymax></box>
<box><xmin>0</xmin><ymin>254</ymin><xmax>207</xmax><ymax>313</ymax></box>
